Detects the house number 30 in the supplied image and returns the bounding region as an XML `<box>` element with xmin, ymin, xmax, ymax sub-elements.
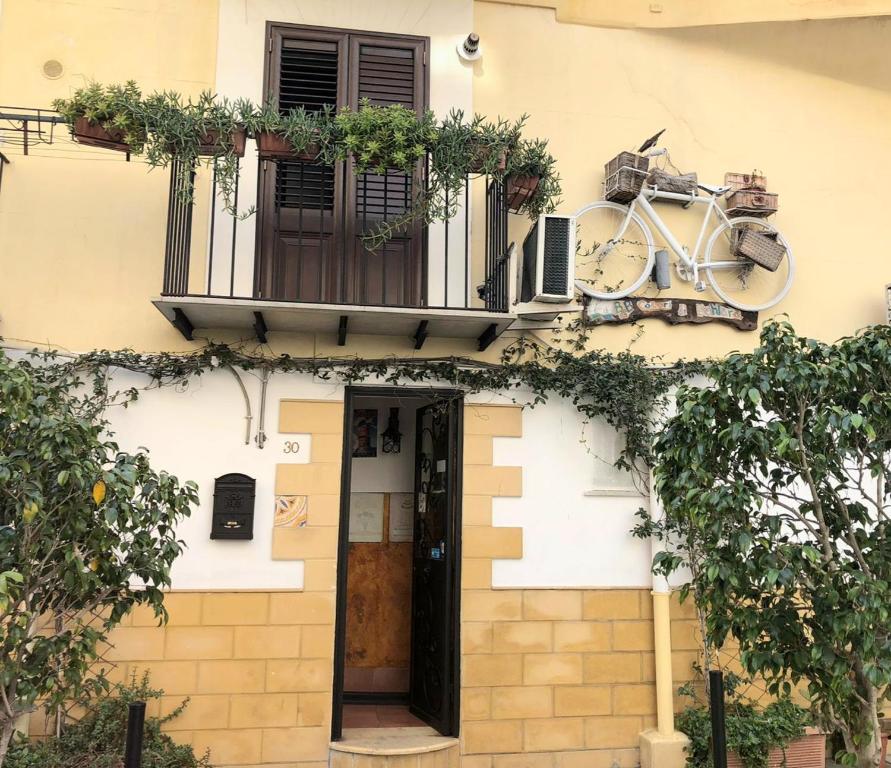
<box><xmin>283</xmin><ymin>441</ymin><xmax>301</xmax><ymax>454</ymax></box>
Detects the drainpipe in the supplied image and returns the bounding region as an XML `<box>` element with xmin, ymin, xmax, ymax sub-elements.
<box><xmin>639</xmin><ymin>392</ymin><xmax>688</xmax><ymax>768</ymax></box>
<box><xmin>649</xmin><ymin>468</ymin><xmax>676</xmax><ymax>737</ymax></box>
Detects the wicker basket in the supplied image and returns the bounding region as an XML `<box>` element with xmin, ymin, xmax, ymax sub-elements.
<box><xmin>731</xmin><ymin>228</ymin><xmax>786</xmax><ymax>271</ymax></box>
<box><xmin>725</xmin><ymin>171</ymin><xmax>767</xmax><ymax>194</ymax></box>
<box><xmin>604</xmin><ymin>151</ymin><xmax>649</xmax><ymax>203</ymax></box>
<box><xmin>727</xmin><ymin>189</ymin><xmax>778</xmax><ymax>218</ymax></box>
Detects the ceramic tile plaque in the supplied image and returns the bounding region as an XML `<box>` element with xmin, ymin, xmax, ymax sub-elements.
<box><xmin>348</xmin><ymin>492</ymin><xmax>384</xmax><ymax>542</ymax></box>
<box><xmin>274</xmin><ymin>495</ymin><xmax>308</xmax><ymax>528</ymax></box>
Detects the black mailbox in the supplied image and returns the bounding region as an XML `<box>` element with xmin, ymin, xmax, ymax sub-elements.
<box><xmin>211</xmin><ymin>473</ymin><xmax>256</xmax><ymax>540</ymax></box>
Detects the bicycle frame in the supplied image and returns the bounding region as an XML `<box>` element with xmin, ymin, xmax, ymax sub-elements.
<box><xmin>613</xmin><ymin>187</ymin><xmax>733</xmax><ymax>284</ymax></box>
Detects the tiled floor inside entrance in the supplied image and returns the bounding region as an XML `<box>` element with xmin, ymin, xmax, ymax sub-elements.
<box><xmin>342</xmin><ymin>703</ymin><xmax>427</xmax><ymax>729</ymax></box>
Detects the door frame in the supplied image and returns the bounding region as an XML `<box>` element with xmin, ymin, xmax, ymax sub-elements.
<box><xmin>331</xmin><ymin>385</ymin><xmax>464</xmax><ymax>740</ymax></box>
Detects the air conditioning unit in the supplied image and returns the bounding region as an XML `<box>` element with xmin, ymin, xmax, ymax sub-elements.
<box><xmin>519</xmin><ymin>214</ymin><xmax>576</xmax><ymax>303</ymax></box>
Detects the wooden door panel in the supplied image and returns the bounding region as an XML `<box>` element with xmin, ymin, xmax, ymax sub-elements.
<box><xmin>344</xmin><ymin>36</ymin><xmax>427</xmax><ymax>307</ymax></box>
<box><xmin>257</xmin><ymin>28</ymin><xmax>347</xmax><ymax>302</ymax></box>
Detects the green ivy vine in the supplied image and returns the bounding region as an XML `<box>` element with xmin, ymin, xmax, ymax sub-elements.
<box><xmin>19</xmin><ymin>337</ymin><xmax>699</xmax><ymax>476</ymax></box>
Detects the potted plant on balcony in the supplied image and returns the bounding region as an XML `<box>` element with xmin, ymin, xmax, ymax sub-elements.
<box><xmin>334</xmin><ymin>98</ymin><xmax>436</xmax><ymax>175</ymax></box>
<box><xmin>468</xmin><ymin>112</ymin><xmax>523</xmax><ymax>174</ymax></box>
<box><xmin>53</xmin><ymin>81</ymin><xmax>146</xmax><ymax>153</ymax></box>
<box><xmin>140</xmin><ymin>90</ymin><xmax>249</xmax><ymax>215</ymax></box>
<box><xmin>676</xmin><ymin>676</ymin><xmax>824</xmax><ymax>768</ymax></box>
<box><xmin>504</xmin><ymin>137</ymin><xmax>562</xmax><ymax>217</ymax></box>
<box><xmin>247</xmin><ymin>101</ymin><xmax>336</xmax><ymax>162</ymax></box>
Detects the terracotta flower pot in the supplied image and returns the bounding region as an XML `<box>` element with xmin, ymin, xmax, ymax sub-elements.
<box><xmin>505</xmin><ymin>174</ymin><xmax>540</xmax><ymax>211</ymax></box>
<box><xmin>726</xmin><ymin>729</ymin><xmax>825</xmax><ymax>768</ymax></box>
<box><xmin>257</xmin><ymin>131</ymin><xmax>320</xmax><ymax>161</ymax></box>
<box><xmin>72</xmin><ymin>116</ymin><xmax>132</xmax><ymax>152</ymax></box>
<box><xmin>196</xmin><ymin>127</ymin><xmax>247</xmax><ymax>157</ymax></box>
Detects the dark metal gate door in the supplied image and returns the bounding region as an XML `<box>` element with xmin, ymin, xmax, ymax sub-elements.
<box><xmin>409</xmin><ymin>399</ymin><xmax>460</xmax><ymax>736</ymax></box>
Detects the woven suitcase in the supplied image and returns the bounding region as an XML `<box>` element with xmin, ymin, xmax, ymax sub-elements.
<box><xmin>726</xmin><ymin>189</ymin><xmax>778</xmax><ymax>218</ymax></box>
<box><xmin>725</xmin><ymin>171</ymin><xmax>767</xmax><ymax>194</ymax></box>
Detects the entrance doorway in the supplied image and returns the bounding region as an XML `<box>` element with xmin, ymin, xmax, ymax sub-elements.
<box><xmin>332</xmin><ymin>388</ymin><xmax>462</xmax><ymax>739</ymax></box>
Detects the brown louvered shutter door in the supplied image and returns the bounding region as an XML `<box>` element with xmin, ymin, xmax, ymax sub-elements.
<box><xmin>343</xmin><ymin>35</ymin><xmax>427</xmax><ymax>307</ymax></box>
<box><xmin>257</xmin><ymin>27</ymin><xmax>427</xmax><ymax>306</ymax></box>
<box><xmin>256</xmin><ymin>29</ymin><xmax>347</xmax><ymax>302</ymax></box>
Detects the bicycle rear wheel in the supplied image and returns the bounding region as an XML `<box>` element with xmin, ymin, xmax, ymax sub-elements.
<box><xmin>703</xmin><ymin>217</ymin><xmax>794</xmax><ymax>312</ymax></box>
<box><xmin>574</xmin><ymin>201</ymin><xmax>655</xmax><ymax>299</ymax></box>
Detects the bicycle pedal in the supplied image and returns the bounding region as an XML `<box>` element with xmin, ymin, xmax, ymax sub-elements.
<box><xmin>694</xmin><ymin>280</ymin><xmax>706</xmax><ymax>292</ymax></box>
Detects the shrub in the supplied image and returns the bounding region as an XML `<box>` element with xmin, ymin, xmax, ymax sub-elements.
<box><xmin>4</xmin><ymin>674</ymin><xmax>212</xmax><ymax>768</ymax></box>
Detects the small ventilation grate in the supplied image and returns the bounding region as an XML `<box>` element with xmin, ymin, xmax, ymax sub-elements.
<box><xmin>542</xmin><ymin>217</ymin><xmax>570</xmax><ymax>296</ymax></box>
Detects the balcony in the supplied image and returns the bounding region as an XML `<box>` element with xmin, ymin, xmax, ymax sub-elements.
<box><xmin>154</xmin><ymin>152</ymin><xmax>519</xmax><ymax>349</ymax></box>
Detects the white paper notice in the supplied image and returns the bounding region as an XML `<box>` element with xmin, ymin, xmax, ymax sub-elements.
<box><xmin>389</xmin><ymin>493</ymin><xmax>414</xmax><ymax>542</ymax></box>
<box><xmin>348</xmin><ymin>493</ymin><xmax>384</xmax><ymax>542</ymax></box>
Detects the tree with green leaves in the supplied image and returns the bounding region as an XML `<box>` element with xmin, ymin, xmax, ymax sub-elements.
<box><xmin>0</xmin><ymin>349</ymin><xmax>198</xmax><ymax>765</ymax></box>
<box><xmin>635</xmin><ymin>320</ymin><xmax>891</xmax><ymax>768</ymax></box>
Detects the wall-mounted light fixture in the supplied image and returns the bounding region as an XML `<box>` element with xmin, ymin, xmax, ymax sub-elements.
<box><xmin>457</xmin><ymin>32</ymin><xmax>482</xmax><ymax>63</ymax></box>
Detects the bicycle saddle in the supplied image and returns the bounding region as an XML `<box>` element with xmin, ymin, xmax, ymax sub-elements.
<box><xmin>698</xmin><ymin>183</ymin><xmax>732</xmax><ymax>197</ymax></box>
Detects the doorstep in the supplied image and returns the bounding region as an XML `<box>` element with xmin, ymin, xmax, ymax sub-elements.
<box><xmin>331</xmin><ymin>727</ymin><xmax>458</xmax><ymax>755</ymax></box>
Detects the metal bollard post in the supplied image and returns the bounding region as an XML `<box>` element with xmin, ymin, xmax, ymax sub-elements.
<box><xmin>123</xmin><ymin>700</ymin><xmax>146</xmax><ymax>768</ymax></box>
<box><xmin>709</xmin><ymin>670</ymin><xmax>728</xmax><ymax>768</ymax></box>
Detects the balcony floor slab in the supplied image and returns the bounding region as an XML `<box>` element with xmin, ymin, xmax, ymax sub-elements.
<box><xmin>152</xmin><ymin>295</ymin><xmax>517</xmax><ymax>346</ymax></box>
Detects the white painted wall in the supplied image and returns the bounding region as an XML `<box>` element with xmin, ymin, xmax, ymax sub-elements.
<box><xmin>349</xmin><ymin>396</ymin><xmax>417</xmax><ymax>493</ymax></box>
<box><xmin>209</xmin><ymin>0</ymin><xmax>476</xmax><ymax>304</ymax></box>
<box><xmin>98</xmin><ymin>365</ymin><xmax>651</xmax><ymax>591</ymax></box>
<box><xmin>490</xmin><ymin>395</ymin><xmax>654</xmax><ymax>589</ymax></box>
<box><xmin>104</xmin><ymin>366</ymin><xmax>345</xmax><ymax>590</ymax></box>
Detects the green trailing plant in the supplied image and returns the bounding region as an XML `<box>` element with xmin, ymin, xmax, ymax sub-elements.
<box><xmin>4</xmin><ymin>674</ymin><xmax>212</xmax><ymax>768</ymax></box>
<box><xmin>634</xmin><ymin>320</ymin><xmax>891</xmax><ymax>768</ymax></box>
<box><xmin>17</xmin><ymin>334</ymin><xmax>697</xmax><ymax>480</ymax></box>
<box><xmin>427</xmin><ymin>110</ymin><xmax>523</xmax><ymax>217</ymax></box>
<box><xmin>140</xmin><ymin>90</ymin><xmax>250</xmax><ymax>216</ymax></box>
<box><xmin>334</xmin><ymin>98</ymin><xmax>436</xmax><ymax>174</ymax></box>
<box><xmin>243</xmin><ymin>100</ymin><xmax>338</xmax><ymax>162</ymax></box>
<box><xmin>676</xmin><ymin>676</ymin><xmax>810</xmax><ymax>768</ymax></box>
<box><xmin>363</xmin><ymin>110</ymin><xmax>527</xmax><ymax>249</ymax></box>
<box><xmin>52</xmin><ymin>81</ymin><xmax>146</xmax><ymax>151</ymax></box>
<box><xmin>506</xmin><ymin>137</ymin><xmax>562</xmax><ymax>218</ymax></box>
<box><xmin>54</xmin><ymin>83</ymin><xmax>563</xmax><ymax>246</ymax></box>
<box><xmin>0</xmin><ymin>348</ymin><xmax>198</xmax><ymax>765</ymax></box>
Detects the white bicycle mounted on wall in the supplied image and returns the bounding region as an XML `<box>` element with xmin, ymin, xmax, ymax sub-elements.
<box><xmin>573</xmin><ymin>139</ymin><xmax>795</xmax><ymax>313</ymax></box>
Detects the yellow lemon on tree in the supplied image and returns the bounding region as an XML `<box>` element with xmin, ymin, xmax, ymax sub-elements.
<box><xmin>92</xmin><ymin>479</ymin><xmax>107</xmax><ymax>505</ymax></box>
<box><xmin>22</xmin><ymin>501</ymin><xmax>38</xmax><ymax>524</ymax></box>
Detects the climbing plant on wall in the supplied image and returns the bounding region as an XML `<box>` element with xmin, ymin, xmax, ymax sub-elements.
<box><xmin>13</xmin><ymin>336</ymin><xmax>698</xmax><ymax>478</ymax></box>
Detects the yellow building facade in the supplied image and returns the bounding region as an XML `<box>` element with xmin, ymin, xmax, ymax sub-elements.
<box><xmin>1</xmin><ymin>2</ymin><xmax>890</xmax><ymax>768</ymax></box>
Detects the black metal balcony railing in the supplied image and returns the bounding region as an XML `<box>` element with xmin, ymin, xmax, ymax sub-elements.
<box><xmin>161</xmin><ymin>153</ymin><xmax>512</xmax><ymax>314</ymax></box>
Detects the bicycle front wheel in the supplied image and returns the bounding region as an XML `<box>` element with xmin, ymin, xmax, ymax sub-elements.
<box><xmin>574</xmin><ymin>201</ymin><xmax>655</xmax><ymax>299</ymax></box>
<box><xmin>704</xmin><ymin>216</ymin><xmax>794</xmax><ymax>312</ymax></box>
